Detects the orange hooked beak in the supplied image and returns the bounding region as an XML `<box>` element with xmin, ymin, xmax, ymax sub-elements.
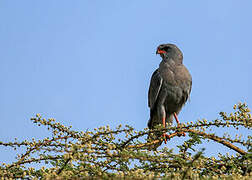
<box><xmin>156</xmin><ymin>49</ymin><xmax>166</xmax><ymax>55</ymax></box>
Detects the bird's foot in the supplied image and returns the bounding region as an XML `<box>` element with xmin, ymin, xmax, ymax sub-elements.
<box><xmin>177</xmin><ymin>131</ymin><xmax>186</xmax><ymax>137</ymax></box>
<box><xmin>175</xmin><ymin>123</ymin><xmax>186</xmax><ymax>137</ymax></box>
<box><xmin>162</xmin><ymin>133</ymin><xmax>171</xmax><ymax>144</ymax></box>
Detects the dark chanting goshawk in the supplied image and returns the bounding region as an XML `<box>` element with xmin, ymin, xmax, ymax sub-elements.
<box><xmin>147</xmin><ymin>43</ymin><xmax>192</xmax><ymax>149</ymax></box>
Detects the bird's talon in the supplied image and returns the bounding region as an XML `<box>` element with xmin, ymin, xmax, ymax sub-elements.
<box><xmin>162</xmin><ymin>133</ymin><xmax>168</xmax><ymax>144</ymax></box>
<box><xmin>162</xmin><ymin>133</ymin><xmax>172</xmax><ymax>143</ymax></box>
<box><xmin>165</xmin><ymin>133</ymin><xmax>171</xmax><ymax>140</ymax></box>
<box><xmin>177</xmin><ymin>131</ymin><xmax>186</xmax><ymax>137</ymax></box>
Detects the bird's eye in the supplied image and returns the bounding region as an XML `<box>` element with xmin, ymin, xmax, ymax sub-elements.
<box><xmin>164</xmin><ymin>47</ymin><xmax>171</xmax><ymax>51</ymax></box>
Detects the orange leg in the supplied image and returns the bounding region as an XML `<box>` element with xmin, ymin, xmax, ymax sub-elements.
<box><xmin>162</xmin><ymin>117</ymin><xmax>172</xmax><ymax>143</ymax></box>
<box><xmin>174</xmin><ymin>112</ymin><xmax>180</xmax><ymax>125</ymax></box>
<box><xmin>162</xmin><ymin>117</ymin><xmax>167</xmax><ymax>143</ymax></box>
<box><xmin>173</xmin><ymin>112</ymin><xmax>186</xmax><ymax>136</ymax></box>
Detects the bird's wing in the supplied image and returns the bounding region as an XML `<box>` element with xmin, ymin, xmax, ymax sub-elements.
<box><xmin>148</xmin><ymin>69</ymin><xmax>163</xmax><ymax>109</ymax></box>
<box><xmin>176</xmin><ymin>65</ymin><xmax>192</xmax><ymax>103</ymax></box>
<box><xmin>182</xmin><ymin>79</ymin><xmax>192</xmax><ymax>103</ymax></box>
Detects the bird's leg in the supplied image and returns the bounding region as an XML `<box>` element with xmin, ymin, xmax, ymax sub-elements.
<box><xmin>174</xmin><ymin>112</ymin><xmax>180</xmax><ymax>125</ymax></box>
<box><xmin>162</xmin><ymin>117</ymin><xmax>171</xmax><ymax>143</ymax></box>
<box><xmin>174</xmin><ymin>112</ymin><xmax>186</xmax><ymax>136</ymax></box>
<box><xmin>162</xmin><ymin>117</ymin><xmax>168</xmax><ymax>143</ymax></box>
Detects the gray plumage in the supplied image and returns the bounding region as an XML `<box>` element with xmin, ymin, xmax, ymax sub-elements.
<box><xmin>147</xmin><ymin>44</ymin><xmax>192</xmax><ymax>149</ymax></box>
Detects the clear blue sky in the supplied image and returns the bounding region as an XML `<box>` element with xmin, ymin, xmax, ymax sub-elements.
<box><xmin>0</xmin><ymin>0</ymin><xmax>251</xmax><ymax>163</ymax></box>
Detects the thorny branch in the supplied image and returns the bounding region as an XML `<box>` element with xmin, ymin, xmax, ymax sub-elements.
<box><xmin>0</xmin><ymin>103</ymin><xmax>251</xmax><ymax>179</ymax></box>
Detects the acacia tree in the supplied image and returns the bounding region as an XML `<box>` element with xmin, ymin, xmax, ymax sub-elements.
<box><xmin>0</xmin><ymin>103</ymin><xmax>251</xmax><ymax>179</ymax></box>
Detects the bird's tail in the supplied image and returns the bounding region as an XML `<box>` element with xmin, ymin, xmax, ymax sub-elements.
<box><xmin>147</xmin><ymin>115</ymin><xmax>173</xmax><ymax>150</ymax></box>
<box><xmin>147</xmin><ymin>129</ymin><xmax>163</xmax><ymax>150</ymax></box>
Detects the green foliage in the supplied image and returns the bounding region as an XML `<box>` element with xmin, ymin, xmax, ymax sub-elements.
<box><xmin>0</xmin><ymin>103</ymin><xmax>251</xmax><ymax>179</ymax></box>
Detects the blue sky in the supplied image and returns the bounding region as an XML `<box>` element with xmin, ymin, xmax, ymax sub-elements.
<box><xmin>0</xmin><ymin>0</ymin><xmax>251</xmax><ymax>163</ymax></box>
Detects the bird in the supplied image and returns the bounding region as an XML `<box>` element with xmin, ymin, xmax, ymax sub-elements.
<box><xmin>147</xmin><ymin>43</ymin><xmax>192</xmax><ymax>150</ymax></box>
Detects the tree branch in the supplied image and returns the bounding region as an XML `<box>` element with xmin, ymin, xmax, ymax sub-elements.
<box><xmin>126</xmin><ymin>129</ymin><xmax>247</xmax><ymax>155</ymax></box>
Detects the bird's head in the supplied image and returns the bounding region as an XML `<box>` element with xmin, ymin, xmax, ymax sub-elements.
<box><xmin>156</xmin><ymin>44</ymin><xmax>183</xmax><ymax>64</ymax></box>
